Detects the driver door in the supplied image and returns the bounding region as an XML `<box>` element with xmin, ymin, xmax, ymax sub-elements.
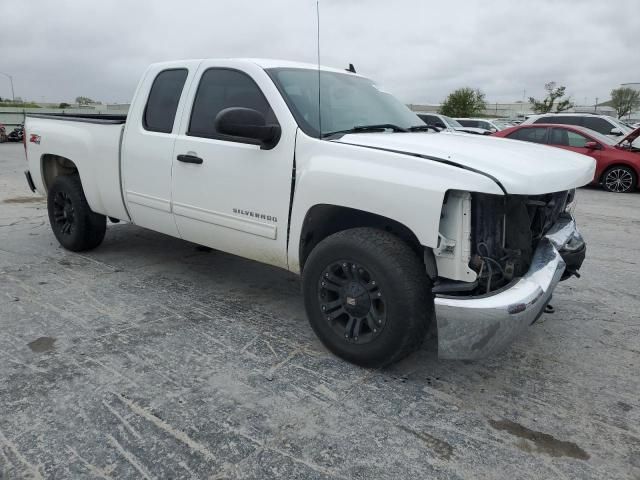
<box><xmin>170</xmin><ymin>62</ymin><xmax>296</xmax><ymax>269</ymax></box>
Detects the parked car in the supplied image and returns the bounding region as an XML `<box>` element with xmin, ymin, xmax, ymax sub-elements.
<box><xmin>24</xmin><ymin>58</ymin><xmax>593</xmax><ymax>366</ymax></box>
<box><xmin>493</xmin><ymin>124</ymin><xmax>640</xmax><ymax>193</ymax></box>
<box><xmin>521</xmin><ymin>113</ymin><xmax>633</xmax><ymax>139</ymax></box>
<box><xmin>455</xmin><ymin>118</ymin><xmax>511</xmax><ymax>133</ymax></box>
<box><xmin>416</xmin><ymin>113</ymin><xmax>492</xmax><ymax>135</ymax></box>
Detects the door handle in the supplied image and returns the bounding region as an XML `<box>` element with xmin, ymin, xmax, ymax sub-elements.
<box><xmin>177</xmin><ymin>154</ymin><xmax>203</xmax><ymax>164</ymax></box>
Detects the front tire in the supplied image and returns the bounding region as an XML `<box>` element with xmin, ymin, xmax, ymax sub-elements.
<box><xmin>601</xmin><ymin>166</ymin><xmax>636</xmax><ymax>193</ymax></box>
<box><xmin>47</xmin><ymin>174</ymin><xmax>106</xmax><ymax>251</ymax></box>
<box><xmin>302</xmin><ymin>228</ymin><xmax>433</xmax><ymax>367</ymax></box>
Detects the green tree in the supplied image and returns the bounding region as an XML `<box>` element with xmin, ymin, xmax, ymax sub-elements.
<box><xmin>439</xmin><ymin>88</ymin><xmax>487</xmax><ymax>117</ymax></box>
<box><xmin>75</xmin><ymin>96</ymin><xmax>94</xmax><ymax>106</ymax></box>
<box><xmin>528</xmin><ymin>82</ymin><xmax>573</xmax><ymax>113</ymax></box>
<box><xmin>610</xmin><ymin>87</ymin><xmax>640</xmax><ymax>119</ymax></box>
<box><xmin>59</xmin><ymin>102</ymin><xmax>71</xmax><ymax>109</ymax></box>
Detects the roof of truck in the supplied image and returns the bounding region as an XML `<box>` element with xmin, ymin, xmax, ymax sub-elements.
<box><xmin>148</xmin><ymin>58</ymin><xmax>361</xmax><ymax>76</ymax></box>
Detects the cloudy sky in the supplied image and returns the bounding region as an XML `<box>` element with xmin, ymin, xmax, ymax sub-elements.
<box><xmin>0</xmin><ymin>0</ymin><xmax>637</xmax><ymax>105</ymax></box>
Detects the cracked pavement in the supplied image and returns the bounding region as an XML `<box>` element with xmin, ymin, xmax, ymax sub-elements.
<box><xmin>1</xmin><ymin>143</ymin><xmax>639</xmax><ymax>479</ymax></box>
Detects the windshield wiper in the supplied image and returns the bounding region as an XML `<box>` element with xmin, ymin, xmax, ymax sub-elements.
<box><xmin>408</xmin><ymin>124</ymin><xmax>441</xmax><ymax>132</ymax></box>
<box><xmin>322</xmin><ymin>123</ymin><xmax>409</xmax><ymax>138</ymax></box>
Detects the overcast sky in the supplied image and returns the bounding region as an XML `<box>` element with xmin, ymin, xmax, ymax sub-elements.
<box><xmin>0</xmin><ymin>0</ymin><xmax>637</xmax><ymax>105</ymax></box>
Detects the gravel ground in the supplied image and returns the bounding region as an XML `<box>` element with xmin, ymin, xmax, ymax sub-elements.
<box><xmin>1</xmin><ymin>142</ymin><xmax>639</xmax><ymax>479</ymax></box>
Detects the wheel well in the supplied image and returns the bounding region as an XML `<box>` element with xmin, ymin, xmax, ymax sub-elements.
<box><xmin>41</xmin><ymin>154</ymin><xmax>78</xmax><ymax>192</ymax></box>
<box><xmin>600</xmin><ymin>163</ymin><xmax>639</xmax><ymax>183</ymax></box>
<box><xmin>298</xmin><ymin>204</ymin><xmax>424</xmax><ymax>271</ymax></box>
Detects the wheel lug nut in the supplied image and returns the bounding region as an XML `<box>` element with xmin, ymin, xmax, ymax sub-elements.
<box><xmin>342</xmin><ymin>263</ymin><xmax>347</xmax><ymax>267</ymax></box>
<box><xmin>322</xmin><ymin>306</ymin><xmax>326</xmax><ymax>311</ymax></box>
<box><xmin>377</xmin><ymin>292</ymin><xmax>382</xmax><ymax>297</ymax></box>
<box><xmin>371</xmin><ymin>281</ymin><xmax>376</xmax><ymax>285</ymax></box>
<box><xmin>373</xmin><ymin>329</ymin><xmax>377</xmax><ymax>333</ymax></box>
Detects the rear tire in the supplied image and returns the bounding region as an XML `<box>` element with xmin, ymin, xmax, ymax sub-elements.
<box><xmin>47</xmin><ymin>174</ymin><xmax>106</xmax><ymax>251</ymax></box>
<box><xmin>601</xmin><ymin>166</ymin><xmax>636</xmax><ymax>193</ymax></box>
<box><xmin>302</xmin><ymin>228</ymin><xmax>433</xmax><ymax>368</ymax></box>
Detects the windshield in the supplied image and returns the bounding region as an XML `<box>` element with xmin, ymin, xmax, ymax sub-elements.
<box><xmin>440</xmin><ymin>115</ymin><xmax>463</xmax><ymax>128</ymax></box>
<box><xmin>607</xmin><ymin>116</ymin><xmax>632</xmax><ymax>132</ymax></box>
<box><xmin>266</xmin><ymin>68</ymin><xmax>421</xmax><ymax>137</ymax></box>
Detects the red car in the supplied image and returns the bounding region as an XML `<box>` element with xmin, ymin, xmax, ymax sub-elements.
<box><xmin>493</xmin><ymin>124</ymin><xmax>640</xmax><ymax>193</ymax></box>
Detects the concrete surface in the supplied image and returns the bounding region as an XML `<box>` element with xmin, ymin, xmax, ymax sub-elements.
<box><xmin>1</xmin><ymin>142</ymin><xmax>638</xmax><ymax>479</ymax></box>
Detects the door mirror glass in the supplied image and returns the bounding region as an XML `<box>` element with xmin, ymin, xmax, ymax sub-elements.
<box><xmin>584</xmin><ymin>141</ymin><xmax>599</xmax><ymax>149</ymax></box>
<box><xmin>214</xmin><ymin>107</ymin><xmax>281</xmax><ymax>149</ymax></box>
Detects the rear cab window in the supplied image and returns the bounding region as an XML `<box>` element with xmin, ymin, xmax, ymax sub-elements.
<box><xmin>143</xmin><ymin>69</ymin><xmax>188</xmax><ymax>133</ymax></box>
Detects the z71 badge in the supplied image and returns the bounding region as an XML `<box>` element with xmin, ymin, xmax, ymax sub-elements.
<box><xmin>29</xmin><ymin>134</ymin><xmax>41</xmax><ymax>144</ymax></box>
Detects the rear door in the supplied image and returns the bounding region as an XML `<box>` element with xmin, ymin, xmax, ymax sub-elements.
<box><xmin>121</xmin><ymin>62</ymin><xmax>199</xmax><ymax>236</ymax></box>
<box><xmin>170</xmin><ymin>61</ymin><xmax>297</xmax><ymax>269</ymax></box>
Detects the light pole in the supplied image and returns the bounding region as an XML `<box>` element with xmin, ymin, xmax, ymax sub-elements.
<box><xmin>0</xmin><ymin>72</ymin><xmax>15</xmax><ymax>101</ymax></box>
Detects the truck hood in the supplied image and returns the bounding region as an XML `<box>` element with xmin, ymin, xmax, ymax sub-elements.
<box><xmin>335</xmin><ymin>132</ymin><xmax>596</xmax><ymax>195</ymax></box>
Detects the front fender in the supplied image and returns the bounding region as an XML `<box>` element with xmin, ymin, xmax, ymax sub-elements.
<box><xmin>287</xmin><ymin>132</ymin><xmax>503</xmax><ymax>273</ymax></box>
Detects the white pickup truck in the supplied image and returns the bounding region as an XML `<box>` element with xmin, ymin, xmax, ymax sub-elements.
<box><xmin>23</xmin><ymin>59</ymin><xmax>594</xmax><ymax>366</ymax></box>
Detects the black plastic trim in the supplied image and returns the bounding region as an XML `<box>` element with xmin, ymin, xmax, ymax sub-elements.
<box><xmin>26</xmin><ymin>113</ymin><xmax>127</xmax><ymax>125</ymax></box>
<box><xmin>24</xmin><ymin>170</ymin><xmax>36</xmax><ymax>192</ymax></box>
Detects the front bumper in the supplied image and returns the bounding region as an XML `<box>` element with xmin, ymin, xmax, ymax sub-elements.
<box><xmin>435</xmin><ymin>214</ymin><xmax>584</xmax><ymax>360</ymax></box>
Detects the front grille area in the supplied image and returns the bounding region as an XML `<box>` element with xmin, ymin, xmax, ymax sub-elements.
<box><xmin>470</xmin><ymin>191</ymin><xmax>569</xmax><ymax>293</ymax></box>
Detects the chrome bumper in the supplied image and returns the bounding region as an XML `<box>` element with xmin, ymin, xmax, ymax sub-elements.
<box><xmin>435</xmin><ymin>214</ymin><xmax>583</xmax><ymax>360</ymax></box>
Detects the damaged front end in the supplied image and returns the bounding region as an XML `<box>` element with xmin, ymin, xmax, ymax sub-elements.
<box><xmin>433</xmin><ymin>189</ymin><xmax>586</xmax><ymax>360</ymax></box>
<box><xmin>468</xmin><ymin>189</ymin><xmax>585</xmax><ymax>293</ymax></box>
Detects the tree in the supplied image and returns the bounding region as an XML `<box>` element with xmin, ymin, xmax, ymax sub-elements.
<box><xmin>59</xmin><ymin>102</ymin><xmax>70</xmax><ymax>109</ymax></box>
<box><xmin>75</xmin><ymin>96</ymin><xmax>94</xmax><ymax>105</ymax></box>
<box><xmin>439</xmin><ymin>88</ymin><xmax>487</xmax><ymax>117</ymax></box>
<box><xmin>610</xmin><ymin>87</ymin><xmax>640</xmax><ymax>119</ymax></box>
<box><xmin>528</xmin><ymin>82</ymin><xmax>573</xmax><ymax>113</ymax></box>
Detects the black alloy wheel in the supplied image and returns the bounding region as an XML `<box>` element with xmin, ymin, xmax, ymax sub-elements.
<box><xmin>318</xmin><ymin>260</ymin><xmax>386</xmax><ymax>345</ymax></box>
<box><xmin>52</xmin><ymin>190</ymin><xmax>76</xmax><ymax>236</ymax></box>
<box><xmin>302</xmin><ymin>227</ymin><xmax>433</xmax><ymax>367</ymax></box>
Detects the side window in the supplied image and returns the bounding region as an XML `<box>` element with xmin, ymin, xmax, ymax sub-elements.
<box><xmin>507</xmin><ymin>127</ymin><xmax>547</xmax><ymax>144</ymax></box>
<box><xmin>534</xmin><ymin>116</ymin><xmax>581</xmax><ymax>126</ymax></box>
<box><xmin>583</xmin><ymin>117</ymin><xmax>613</xmax><ymax>135</ymax></box>
<box><xmin>143</xmin><ymin>69</ymin><xmax>188</xmax><ymax>133</ymax></box>
<box><xmin>188</xmin><ymin>69</ymin><xmax>277</xmax><ymax>139</ymax></box>
<box><xmin>549</xmin><ymin>128</ymin><xmax>589</xmax><ymax>147</ymax></box>
<box><xmin>566</xmin><ymin>131</ymin><xmax>589</xmax><ymax>147</ymax></box>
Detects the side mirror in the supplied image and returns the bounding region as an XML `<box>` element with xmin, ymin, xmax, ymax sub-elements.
<box><xmin>584</xmin><ymin>141</ymin><xmax>600</xmax><ymax>150</ymax></box>
<box><xmin>214</xmin><ymin>107</ymin><xmax>281</xmax><ymax>149</ymax></box>
<box><xmin>610</xmin><ymin>127</ymin><xmax>624</xmax><ymax>136</ymax></box>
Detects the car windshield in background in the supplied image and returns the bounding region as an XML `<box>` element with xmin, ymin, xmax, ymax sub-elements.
<box><xmin>267</xmin><ymin>68</ymin><xmax>421</xmax><ymax>137</ymax></box>
<box><xmin>441</xmin><ymin>115</ymin><xmax>463</xmax><ymax>128</ymax></box>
